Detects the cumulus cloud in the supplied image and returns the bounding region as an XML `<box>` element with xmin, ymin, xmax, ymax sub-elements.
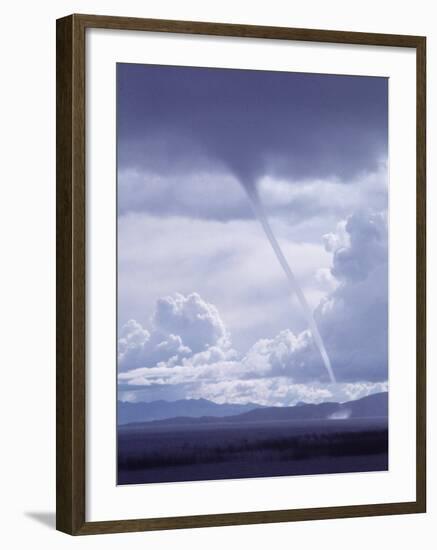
<box><xmin>152</xmin><ymin>292</ymin><xmax>230</xmax><ymax>352</ymax></box>
<box><xmin>242</xmin><ymin>330</ymin><xmax>318</xmax><ymax>380</ymax></box>
<box><xmin>118</xmin><ymin>320</ymin><xmax>151</xmax><ymax>371</ymax></box>
<box><xmin>118</xmin><ymin>292</ymin><xmax>232</xmax><ymax>372</ymax></box>
<box><xmin>315</xmin><ymin>210</ymin><xmax>388</xmax><ymax>381</ymax></box>
<box><xmin>328</xmin><ymin>210</ymin><xmax>387</xmax><ymax>282</ymax></box>
<box><xmin>119</xmin><ymin>328</ymin><xmax>309</xmax><ymax>388</ymax></box>
<box><xmin>323</xmin><ymin>220</ymin><xmax>350</xmax><ymax>253</ymax></box>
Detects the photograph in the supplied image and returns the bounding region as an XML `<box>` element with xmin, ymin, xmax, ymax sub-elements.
<box><xmin>116</xmin><ymin>63</ymin><xmax>389</xmax><ymax>485</ymax></box>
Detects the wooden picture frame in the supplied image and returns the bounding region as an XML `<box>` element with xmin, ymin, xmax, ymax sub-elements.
<box><xmin>56</xmin><ymin>13</ymin><xmax>426</xmax><ymax>535</ymax></box>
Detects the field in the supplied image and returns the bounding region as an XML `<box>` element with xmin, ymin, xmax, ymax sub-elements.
<box><xmin>117</xmin><ymin>417</ymin><xmax>388</xmax><ymax>485</ymax></box>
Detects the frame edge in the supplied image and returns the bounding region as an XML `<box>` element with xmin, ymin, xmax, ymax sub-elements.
<box><xmin>415</xmin><ymin>35</ymin><xmax>427</xmax><ymax>514</ymax></box>
<box><xmin>56</xmin><ymin>14</ymin><xmax>87</xmax><ymax>535</ymax></box>
<box><xmin>71</xmin><ymin>12</ymin><xmax>425</xmax><ymax>47</ymax></box>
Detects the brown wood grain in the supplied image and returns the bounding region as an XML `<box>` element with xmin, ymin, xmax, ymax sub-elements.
<box><xmin>56</xmin><ymin>14</ymin><xmax>86</xmax><ymax>534</ymax></box>
<box><xmin>56</xmin><ymin>13</ymin><xmax>427</xmax><ymax>536</ymax></box>
<box><xmin>415</xmin><ymin>36</ymin><xmax>427</xmax><ymax>514</ymax></box>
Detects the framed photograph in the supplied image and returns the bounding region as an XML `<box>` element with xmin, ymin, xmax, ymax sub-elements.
<box><xmin>56</xmin><ymin>14</ymin><xmax>426</xmax><ymax>535</ymax></box>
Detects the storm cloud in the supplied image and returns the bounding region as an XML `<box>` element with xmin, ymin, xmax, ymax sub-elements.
<box><xmin>118</xmin><ymin>64</ymin><xmax>388</xmax><ymax>188</ymax></box>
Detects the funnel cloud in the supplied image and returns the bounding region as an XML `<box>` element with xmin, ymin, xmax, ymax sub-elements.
<box><xmin>241</xmin><ymin>180</ymin><xmax>336</xmax><ymax>383</ymax></box>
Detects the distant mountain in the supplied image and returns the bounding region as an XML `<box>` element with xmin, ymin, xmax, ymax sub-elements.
<box><xmin>120</xmin><ymin>392</ymin><xmax>388</xmax><ymax>428</ymax></box>
<box><xmin>345</xmin><ymin>391</ymin><xmax>388</xmax><ymax>418</ymax></box>
<box><xmin>117</xmin><ymin>398</ymin><xmax>264</xmax><ymax>425</ymax></box>
<box><xmin>233</xmin><ymin>391</ymin><xmax>388</xmax><ymax>423</ymax></box>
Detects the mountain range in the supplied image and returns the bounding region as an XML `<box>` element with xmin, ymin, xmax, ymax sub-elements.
<box><xmin>118</xmin><ymin>392</ymin><xmax>388</xmax><ymax>427</ymax></box>
<box><xmin>118</xmin><ymin>397</ymin><xmax>264</xmax><ymax>425</ymax></box>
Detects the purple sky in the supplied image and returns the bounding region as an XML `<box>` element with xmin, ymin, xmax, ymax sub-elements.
<box><xmin>117</xmin><ymin>63</ymin><xmax>388</xmax><ymax>406</ymax></box>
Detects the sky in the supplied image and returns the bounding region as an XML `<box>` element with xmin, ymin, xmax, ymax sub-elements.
<box><xmin>117</xmin><ymin>63</ymin><xmax>389</xmax><ymax>406</ymax></box>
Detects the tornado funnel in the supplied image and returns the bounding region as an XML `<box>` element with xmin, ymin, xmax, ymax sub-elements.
<box><xmin>243</xmin><ymin>182</ymin><xmax>336</xmax><ymax>384</ymax></box>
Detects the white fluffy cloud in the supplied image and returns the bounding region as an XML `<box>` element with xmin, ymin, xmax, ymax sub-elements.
<box><xmin>118</xmin><ymin>292</ymin><xmax>231</xmax><ymax>372</ymax></box>
<box><xmin>152</xmin><ymin>292</ymin><xmax>230</xmax><ymax>352</ymax></box>
<box><xmin>118</xmin><ymin>372</ymin><xmax>388</xmax><ymax>407</ymax></box>
<box><xmin>315</xmin><ymin>210</ymin><xmax>388</xmax><ymax>381</ymax></box>
<box><xmin>328</xmin><ymin>210</ymin><xmax>387</xmax><ymax>282</ymax></box>
<box><xmin>118</xmin><ymin>319</ymin><xmax>151</xmax><ymax>371</ymax></box>
<box><xmin>187</xmin><ymin>379</ymin><xmax>388</xmax><ymax>407</ymax></box>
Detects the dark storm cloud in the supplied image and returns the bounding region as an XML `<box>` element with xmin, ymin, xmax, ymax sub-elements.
<box><xmin>117</xmin><ymin>62</ymin><xmax>388</xmax><ymax>185</ymax></box>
